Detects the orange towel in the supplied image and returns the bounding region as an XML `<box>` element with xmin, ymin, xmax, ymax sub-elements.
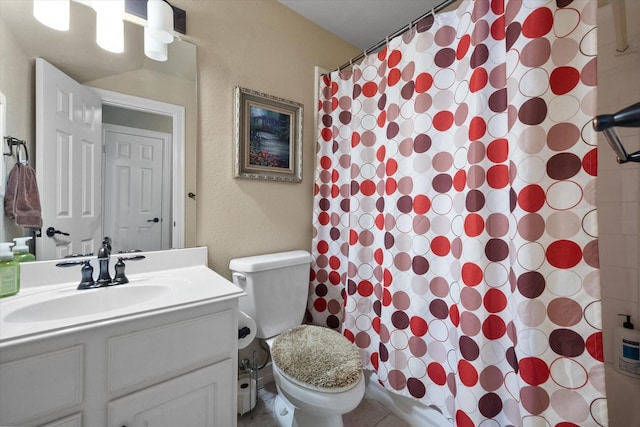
<box><xmin>4</xmin><ymin>163</ymin><xmax>43</xmax><ymax>228</ymax></box>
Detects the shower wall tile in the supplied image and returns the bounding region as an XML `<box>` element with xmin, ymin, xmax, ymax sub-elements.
<box><xmin>598</xmin><ymin>233</ymin><xmax>638</xmax><ymax>268</ymax></box>
<box><xmin>600</xmin><ymin>265</ymin><xmax>639</xmax><ymax>302</ymax></box>
<box><xmin>607</xmin><ymin>79</ymin><xmax>640</xmax><ymax>111</ymax></box>
<box><xmin>597</xmin><ymin>202</ymin><xmax>638</xmax><ymax>235</ymax></box>
<box><xmin>596</xmin><ymin>168</ymin><xmax>640</xmax><ymax>202</ymax></box>
<box><xmin>598</xmin><ymin>61</ymin><xmax>640</xmax><ymax>102</ymax></box>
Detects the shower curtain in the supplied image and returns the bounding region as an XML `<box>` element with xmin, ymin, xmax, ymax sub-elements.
<box><xmin>310</xmin><ymin>0</ymin><xmax>607</xmax><ymax>425</ymax></box>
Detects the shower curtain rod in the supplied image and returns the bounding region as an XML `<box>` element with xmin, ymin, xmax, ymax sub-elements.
<box><xmin>336</xmin><ymin>0</ymin><xmax>460</xmax><ymax>71</ymax></box>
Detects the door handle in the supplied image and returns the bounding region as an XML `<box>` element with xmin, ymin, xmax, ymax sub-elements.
<box><xmin>147</xmin><ymin>217</ymin><xmax>160</xmax><ymax>223</ymax></box>
<box><xmin>46</xmin><ymin>227</ymin><xmax>70</xmax><ymax>237</ymax></box>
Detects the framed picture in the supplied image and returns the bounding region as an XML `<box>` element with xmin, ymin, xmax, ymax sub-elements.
<box><xmin>234</xmin><ymin>86</ymin><xmax>303</xmax><ymax>182</ymax></box>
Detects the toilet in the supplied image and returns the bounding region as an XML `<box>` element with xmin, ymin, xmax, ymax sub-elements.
<box><xmin>230</xmin><ymin>250</ymin><xmax>365</xmax><ymax>427</ymax></box>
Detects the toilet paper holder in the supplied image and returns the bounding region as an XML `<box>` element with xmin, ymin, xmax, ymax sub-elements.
<box><xmin>239</xmin><ymin>326</ymin><xmax>252</xmax><ymax>339</ymax></box>
<box><xmin>238</xmin><ymin>351</ymin><xmax>258</xmax><ymax>416</ymax></box>
<box><xmin>238</xmin><ymin>311</ymin><xmax>257</xmax><ymax>350</ymax></box>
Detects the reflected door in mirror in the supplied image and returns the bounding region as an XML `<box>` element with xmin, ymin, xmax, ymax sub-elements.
<box><xmin>36</xmin><ymin>58</ymin><xmax>103</xmax><ymax>260</ymax></box>
<box><xmin>103</xmin><ymin>124</ymin><xmax>171</xmax><ymax>252</ymax></box>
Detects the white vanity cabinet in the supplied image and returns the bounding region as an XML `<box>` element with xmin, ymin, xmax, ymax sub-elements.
<box><xmin>0</xmin><ymin>300</ymin><xmax>238</xmax><ymax>427</ymax></box>
<box><xmin>105</xmin><ymin>304</ymin><xmax>236</xmax><ymax>427</ymax></box>
<box><xmin>0</xmin><ymin>248</ymin><xmax>244</xmax><ymax>427</ymax></box>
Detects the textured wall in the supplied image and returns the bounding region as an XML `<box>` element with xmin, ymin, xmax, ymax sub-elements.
<box><xmin>171</xmin><ymin>0</ymin><xmax>359</xmax><ymax>275</ymax></box>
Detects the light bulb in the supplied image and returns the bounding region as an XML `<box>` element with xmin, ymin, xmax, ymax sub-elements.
<box><xmin>94</xmin><ymin>0</ymin><xmax>125</xmax><ymax>54</ymax></box>
<box><xmin>33</xmin><ymin>0</ymin><xmax>70</xmax><ymax>31</ymax></box>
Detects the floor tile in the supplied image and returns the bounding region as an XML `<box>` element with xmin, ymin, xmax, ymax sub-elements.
<box><xmin>237</xmin><ymin>381</ymin><xmax>410</xmax><ymax>427</ymax></box>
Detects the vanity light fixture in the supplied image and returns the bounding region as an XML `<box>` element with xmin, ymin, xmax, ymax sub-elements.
<box><xmin>32</xmin><ymin>0</ymin><xmax>184</xmax><ymax>62</ymax></box>
<box><xmin>33</xmin><ymin>0</ymin><xmax>70</xmax><ymax>32</ymax></box>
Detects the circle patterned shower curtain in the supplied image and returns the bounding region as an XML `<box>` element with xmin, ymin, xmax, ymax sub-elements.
<box><xmin>309</xmin><ymin>0</ymin><xmax>607</xmax><ymax>425</ymax></box>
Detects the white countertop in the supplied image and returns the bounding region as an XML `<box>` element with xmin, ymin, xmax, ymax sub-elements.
<box><xmin>0</xmin><ymin>247</ymin><xmax>245</xmax><ymax>346</ymax></box>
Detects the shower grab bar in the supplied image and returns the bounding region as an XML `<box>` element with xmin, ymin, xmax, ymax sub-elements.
<box><xmin>593</xmin><ymin>101</ymin><xmax>640</xmax><ymax>164</ymax></box>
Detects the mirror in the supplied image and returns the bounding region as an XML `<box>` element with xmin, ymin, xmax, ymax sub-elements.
<box><xmin>0</xmin><ymin>0</ymin><xmax>197</xmax><ymax>260</ymax></box>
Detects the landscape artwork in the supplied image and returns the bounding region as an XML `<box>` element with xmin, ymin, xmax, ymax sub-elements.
<box><xmin>234</xmin><ymin>87</ymin><xmax>303</xmax><ymax>182</ymax></box>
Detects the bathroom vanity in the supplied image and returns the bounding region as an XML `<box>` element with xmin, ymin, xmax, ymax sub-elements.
<box><xmin>0</xmin><ymin>247</ymin><xmax>244</xmax><ymax>427</ymax></box>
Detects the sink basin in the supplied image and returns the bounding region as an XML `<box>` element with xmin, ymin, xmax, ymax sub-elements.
<box><xmin>4</xmin><ymin>284</ymin><xmax>172</xmax><ymax>323</ymax></box>
<box><xmin>0</xmin><ymin>249</ymin><xmax>247</xmax><ymax>346</ymax></box>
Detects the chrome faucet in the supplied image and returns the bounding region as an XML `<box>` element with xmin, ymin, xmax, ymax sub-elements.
<box><xmin>96</xmin><ymin>237</ymin><xmax>112</xmax><ymax>286</ymax></box>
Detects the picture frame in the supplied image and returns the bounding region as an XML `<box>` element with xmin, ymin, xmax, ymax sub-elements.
<box><xmin>234</xmin><ymin>86</ymin><xmax>303</xmax><ymax>182</ymax></box>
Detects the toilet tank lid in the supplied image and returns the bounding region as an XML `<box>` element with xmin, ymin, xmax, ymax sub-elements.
<box><xmin>229</xmin><ymin>250</ymin><xmax>311</xmax><ymax>273</ymax></box>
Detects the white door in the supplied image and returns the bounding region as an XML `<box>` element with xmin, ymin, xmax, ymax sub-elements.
<box><xmin>36</xmin><ymin>58</ymin><xmax>102</xmax><ymax>260</ymax></box>
<box><xmin>103</xmin><ymin>124</ymin><xmax>171</xmax><ymax>252</ymax></box>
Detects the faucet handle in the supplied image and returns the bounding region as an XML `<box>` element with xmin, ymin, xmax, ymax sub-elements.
<box><xmin>56</xmin><ymin>260</ymin><xmax>97</xmax><ymax>290</ymax></box>
<box><xmin>120</xmin><ymin>255</ymin><xmax>146</xmax><ymax>261</ymax></box>
<box><xmin>112</xmin><ymin>255</ymin><xmax>146</xmax><ymax>285</ymax></box>
<box><xmin>64</xmin><ymin>252</ymin><xmax>94</xmax><ymax>258</ymax></box>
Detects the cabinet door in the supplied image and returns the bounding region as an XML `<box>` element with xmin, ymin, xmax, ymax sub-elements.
<box><xmin>107</xmin><ymin>360</ymin><xmax>234</xmax><ymax>427</ymax></box>
<box><xmin>39</xmin><ymin>413</ymin><xmax>82</xmax><ymax>427</ymax></box>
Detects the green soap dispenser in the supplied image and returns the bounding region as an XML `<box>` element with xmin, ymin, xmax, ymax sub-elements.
<box><xmin>0</xmin><ymin>242</ymin><xmax>20</xmax><ymax>298</ymax></box>
<box><xmin>12</xmin><ymin>237</ymin><xmax>35</xmax><ymax>262</ymax></box>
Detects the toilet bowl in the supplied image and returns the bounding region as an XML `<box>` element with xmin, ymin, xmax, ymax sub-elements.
<box><xmin>229</xmin><ymin>251</ymin><xmax>365</xmax><ymax>427</ymax></box>
<box><xmin>267</xmin><ymin>328</ymin><xmax>365</xmax><ymax>427</ymax></box>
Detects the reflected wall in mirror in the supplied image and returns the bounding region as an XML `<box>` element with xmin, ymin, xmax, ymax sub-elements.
<box><xmin>0</xmin><ymin>0</ymin><xmax>198</xmax><ymax>260</ymax></box>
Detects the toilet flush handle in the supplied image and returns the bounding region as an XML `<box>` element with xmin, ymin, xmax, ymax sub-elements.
<box><xmin>232</xmin><ymin>272</ymin><xmax>246</xmax><ymax>283</ymax></box>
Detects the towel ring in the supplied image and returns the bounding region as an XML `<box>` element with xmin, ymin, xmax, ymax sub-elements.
<box><xmin>3</xmin><ymin>136</ymin><xmax>29</xmax><ymax>165</ymax></box>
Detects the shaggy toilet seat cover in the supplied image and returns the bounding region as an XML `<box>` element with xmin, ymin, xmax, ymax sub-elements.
<box><xmin>271</xmin><ymin>325</ymin><xmax>363</xmax><ymax>389</ymax></box>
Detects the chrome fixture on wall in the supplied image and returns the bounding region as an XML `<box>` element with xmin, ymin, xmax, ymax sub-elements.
<box><xmin>593</xmin><ymin>102</ymin><xmax>640</xmax><ymax>164</ymax></box>
<box><xmin>32</xmin><ymin>0</ymin><xmax>186</xmax><ymax>61</ymax></box>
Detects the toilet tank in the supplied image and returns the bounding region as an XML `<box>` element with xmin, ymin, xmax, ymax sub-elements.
<box><xmin>229</xmin><ymin>250</ymin><xmax>312</xmax><ymax>339</ymax></box>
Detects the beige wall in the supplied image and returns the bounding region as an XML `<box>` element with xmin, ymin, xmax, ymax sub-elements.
<box><xmin>0</xmin><ymin>19</ymin><xmax>34</xmax><ymax>242</ymax></box>
<box><xmin>597</xmin><ymin>3</ymin><xmax>640</xmax><ymax>426</ymax></box>
<box><xmin>170</xmin><ymin>0</ymin><xmax>359</xmax><ymax>276</ymax></box>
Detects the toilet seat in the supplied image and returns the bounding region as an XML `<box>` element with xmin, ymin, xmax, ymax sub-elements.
<box><xmin>273</xmin><ymin>355</ymin><xmax>361</xmax><ymax>393</ymax></box>
<box><xmin>269</xmin><ymin>325</ymin><xmax>363</xmax><ymax>392</ymax></box>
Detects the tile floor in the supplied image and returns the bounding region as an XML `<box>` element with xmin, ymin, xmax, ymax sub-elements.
<box><xmin>237</xmin><ymin>381</ymin><xmax>409</xmax><ymax>427</ymax></box>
